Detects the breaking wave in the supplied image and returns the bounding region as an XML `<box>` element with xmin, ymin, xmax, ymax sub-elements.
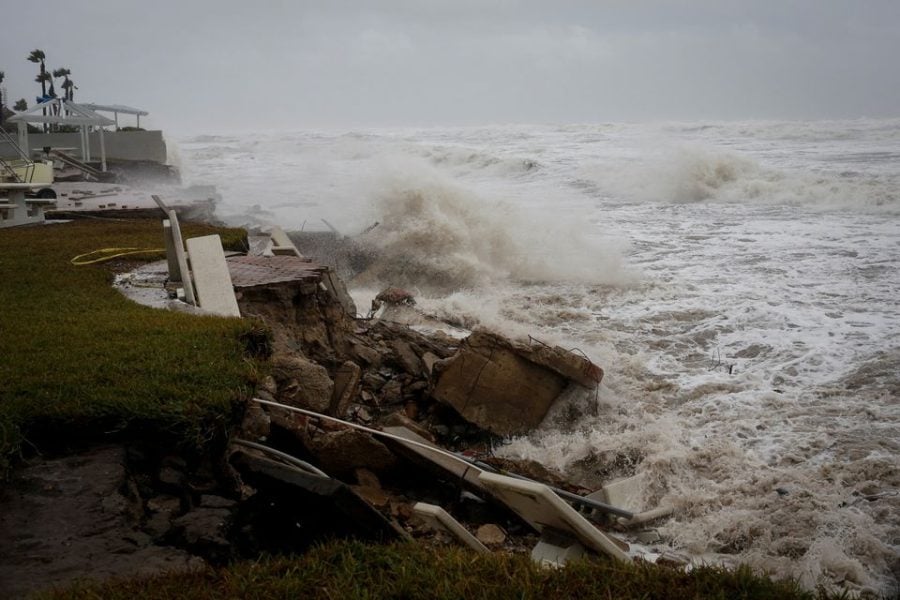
<box><xmin>179</xmin><ymin>121</ymin><xmax>900</xmax><ymax>594</ymax></box>
<box><xmin>582</xmin><ymin>146</ymin><xmax>898</xmax><ymax>209</ymax></box>
<box><xmin>353</xmin><ymin>159</ymin><xmax>630</xmax><ymax>293</ymax></box>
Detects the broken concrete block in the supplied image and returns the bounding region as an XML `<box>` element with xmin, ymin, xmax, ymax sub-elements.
<box><xmin>272</xmin><ymin>355</ymin><xmax>334</xmax><ymax>413</ymax></box>
<box><xmin>306</xmin><ymin>430</ymin><xmax>396</xmax><ymax>474</ymax></box>
<box><xmin>432</xmin><ymin>330</ymin><xmax>602</xmax><ymax>436</ymax></box>
<box><xmin>531</xmin><ymin>530</ymin><xmax>589</xmax><ymax>568</ymax></box>
<box><xmin>382</xmin><ymin>413</ymin><xmax>435</xmax><ymax>442</ymax></box>
<box><xmin>241</xmin><ymin>402</ymin><xmax>271</xmax><ymax>441</ymax></box>
<box><xmin>172</xmin><ymin>508</ymin><xmax>231</xmax><ymax>547</ymax></box>
<box><xmin>352</xmin><ymin>484</ymin><xmax>390</xmax><ymax>509</ymax></box>
<box><xmin>380</xmin><ymin>379</ymin><xmax>403</xmax><ymax>405</ymax></box>
<box><xmin>421</xmin><ymin>352</ymin><xmax>440</xmax><ymax>375</ymax></box>
<box><xmin>320</xmin><ymin>267</ymin><xmax>358</xmax><ymax>317</ymax></box>
<box><xmin>476</xmin><ymin>523</ymin><xmax>507</xmax><ymax>546</ymax></box>
<box><xmin>330</xmin><ymin>361</ymin><xmax>362</xmax><ymax>417</ymax></box>
<box><xmin>634</xmin><ymin>529</ymin><xmax>663</xmax><ymax>544</ymax></box>
<box><xmin>599</xmin><ymin>473</ymin><xmax>648</xmax><ymax>514</ymax></box>
<box><xmin>354</xmin><ymin>468</ymin><xmax>381</xmax><ymax>489</ymax></box>
<box><xmin>391</xmin><ymin>339</ymin><xmax>424</xmax><ymax>376</ymax></box>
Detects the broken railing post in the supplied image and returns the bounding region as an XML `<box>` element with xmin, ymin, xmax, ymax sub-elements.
<box><xmin>162</xmin><ymin>219</ymin><xmax>182</xmax><ymax>283</ymax></box>
<box><xmin>167</xmin><ymin>209</ymin><xmax>195</xmax><ymax>305</ymax></box>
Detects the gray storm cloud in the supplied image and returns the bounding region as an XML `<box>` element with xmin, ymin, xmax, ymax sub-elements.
<box><xmin>1</xmin><ymin>0</ymin><xmax>897</xmax><ymax>132</ymax></box>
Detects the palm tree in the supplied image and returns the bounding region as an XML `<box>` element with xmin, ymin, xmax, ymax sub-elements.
<box><xmin>14</xmin><ymin>99</ymin><xmax>27</xmax><ymax>112</ymax></box>
<box><xmin>53</xmin><ymin>68</ymin><xmax>71</xmax><ymax>98</ymax></box>
<box><xmin>62</xmin><ymin>77</ymin><xmax>76</xmax><ymax>102</ymax></box>
<box><xmin>35</xmin><ymin>71</ymin><xmax>52</xmax><ymax>91</ymax></box>
<box><xmin>35</xmin><ymin>72</ymin><xmax>52</xmax><ymax>130</ymax></box>
<box><xmin>28</xmin><ymin>50</ymin><xmax>47</xmax><ymax>94</ymax></box>
<box><xmin>28</xmin><ymin>49</ymin><xmax>48</xmax><ymax>131</ymax></box>
<box><xmin>51</xmin><ymin>68</ymin><xmax>70</xmax><ymax>125</ymax></box>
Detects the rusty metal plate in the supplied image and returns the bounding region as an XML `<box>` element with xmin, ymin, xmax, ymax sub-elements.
<box><xmin>227</xmin><ymin>255</ymin><xmax>325</xmax><ymax>289</ymax></box>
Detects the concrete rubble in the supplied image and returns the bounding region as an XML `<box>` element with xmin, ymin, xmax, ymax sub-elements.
<box><xmin>76</xmin><ymin>222</ymin><xmax>676</xmax><ymax>586</ymax></box>
<box><xmin>213</xmin><ymin>238</ymin><xmax>673</xmax><ymax>567</ymax></box>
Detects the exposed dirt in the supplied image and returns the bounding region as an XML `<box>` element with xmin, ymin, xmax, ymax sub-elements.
<box><xmin>0</xmin><ymin>446</ymin><xmax>203</xmax><ymax>598</ymax></box>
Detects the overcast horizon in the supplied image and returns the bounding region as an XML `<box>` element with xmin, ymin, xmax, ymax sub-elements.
<box><xmin>1</xmin><ymin>1</ymin><xmax>898</xmax><ymax>134</ymax></box>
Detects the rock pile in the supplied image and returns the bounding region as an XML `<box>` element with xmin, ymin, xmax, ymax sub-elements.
<box><xmin>229</xmin><ymin>269</ymin><xmax>624</xmax><ymax>556</ymax></box>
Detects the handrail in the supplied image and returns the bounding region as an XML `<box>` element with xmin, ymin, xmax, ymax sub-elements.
<box><xmin>48</xmin><ymin>149</ymin><xmax>102</xmax><ymax>178</ymax></box>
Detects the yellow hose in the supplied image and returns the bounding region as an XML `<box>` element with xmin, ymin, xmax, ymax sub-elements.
<box><xmin>70</xmin><ymin>247</ymin><xmax>165</xmax><ymax>265</ymax></box>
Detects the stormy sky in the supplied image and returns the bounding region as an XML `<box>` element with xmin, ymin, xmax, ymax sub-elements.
<box><xmin>1</xmin><ymin>0</ymin><xmax>897</xmax><ymax>133</ymax></box>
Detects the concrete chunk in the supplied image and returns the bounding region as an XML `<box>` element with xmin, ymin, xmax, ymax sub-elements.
<box><xmin>269</xmin><ymin>226</ymin><xmax>303</xmax><ymax>257</ymax></box>
<box><xmin>599</xmin><ymin>473</ymin><xmax>648</xmax><ymax>514</ymax></box>
<box><xmin>431</xmin><ymin>330</ymin><xmax>604</xmax><ymax>436</ymax></box>
<box><xmin>185</xmin><ymin>234</ymin><xmax>240</xmax><ymax>317</ymax></box>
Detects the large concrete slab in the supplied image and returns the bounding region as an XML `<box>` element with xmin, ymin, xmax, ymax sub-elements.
<box><xmin>478</xmin><ymin>471</ymin><xmax>630</xmax><ymax>563</ymax></box>
<box><xmin>185</xmin><ymin>234</ymin><xmax>240</xmax><ymax>317</ymax></box>
<box><xmin>431</xmin><ymin>330</ymin><xmax>603</xmax><ymax>436</ymax></box>
<box><xmin>382</xmin><ymin>426</ymin><xmax>485</xmax><ymax>492</ymax></box>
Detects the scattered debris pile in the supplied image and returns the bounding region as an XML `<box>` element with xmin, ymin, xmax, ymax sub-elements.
<box><xmin>223</xmin><ymin>233</ymin><xmax>676</xmax><ymax>569</ymax></box>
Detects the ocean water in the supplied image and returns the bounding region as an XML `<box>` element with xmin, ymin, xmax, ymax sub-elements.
<box><xmin>178</xmin><ymin>120</ymin><xmax>900</xmax><ymax>594</ymax></box>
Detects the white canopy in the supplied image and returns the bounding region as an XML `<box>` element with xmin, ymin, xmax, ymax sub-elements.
<box><xmin>78</xmin><ymin>103</ymin><xmax>148</xmax><ymax>117</ymax></box>
<box><xmin>8</xmin><ymin>98</ymin><xmax>114</xmax><ymax>127</ymax></box>
<box><xmin>8</xmin><ymin>99</ymin><xmax>114</xmax><ymax>171</ymax></box>
<box><xmin>78</xmin><ymin>103</ymin><xmax>148</xmax><ymax>129</ymax></box>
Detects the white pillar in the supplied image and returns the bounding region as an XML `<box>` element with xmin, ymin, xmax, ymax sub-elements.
<box><xmin>17</xmin><ymin>122</ymin><xmax>29</xmax><ymax>157</ymax></box>
<box><xmin>80</xmin><ymin>126</ymin><xmax>87</xmax><ymax>161</ymax></box>
<box><xmin>98</xmin><ymin>126</ymin><xmax>107</xmax><ymax>172</ymax></box>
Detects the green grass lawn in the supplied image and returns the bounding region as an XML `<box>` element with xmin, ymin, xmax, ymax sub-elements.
<box><xmin>0</xmin><ymin>219</ymin><xmax>261</xmax><ymax>471</ymax></box>
<box><xmin>42</xmin><ymin>540</ymin><xmax>844</xmax><ymax>600</ymax></box>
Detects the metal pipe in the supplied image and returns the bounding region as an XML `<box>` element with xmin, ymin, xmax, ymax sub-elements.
<box><xmin>472</xmin><ymin>460</ymin><xmax>634</xmax><ymax>519</ymax></box>
<box><xmin>232</xmin><ymin>438</ymin><xmax>329</xmax><ymax>477</ymax></box>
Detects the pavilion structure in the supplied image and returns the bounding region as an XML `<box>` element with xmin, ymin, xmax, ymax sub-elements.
<box><xmin>7</xmin><ymin>99</ymin><xmax>115</xmax><ymax>172</ymax></box>
<box><xmin>79</xmin><ymin>103</ymin><xmax>149</xmax><ymax>130</ymax></box>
